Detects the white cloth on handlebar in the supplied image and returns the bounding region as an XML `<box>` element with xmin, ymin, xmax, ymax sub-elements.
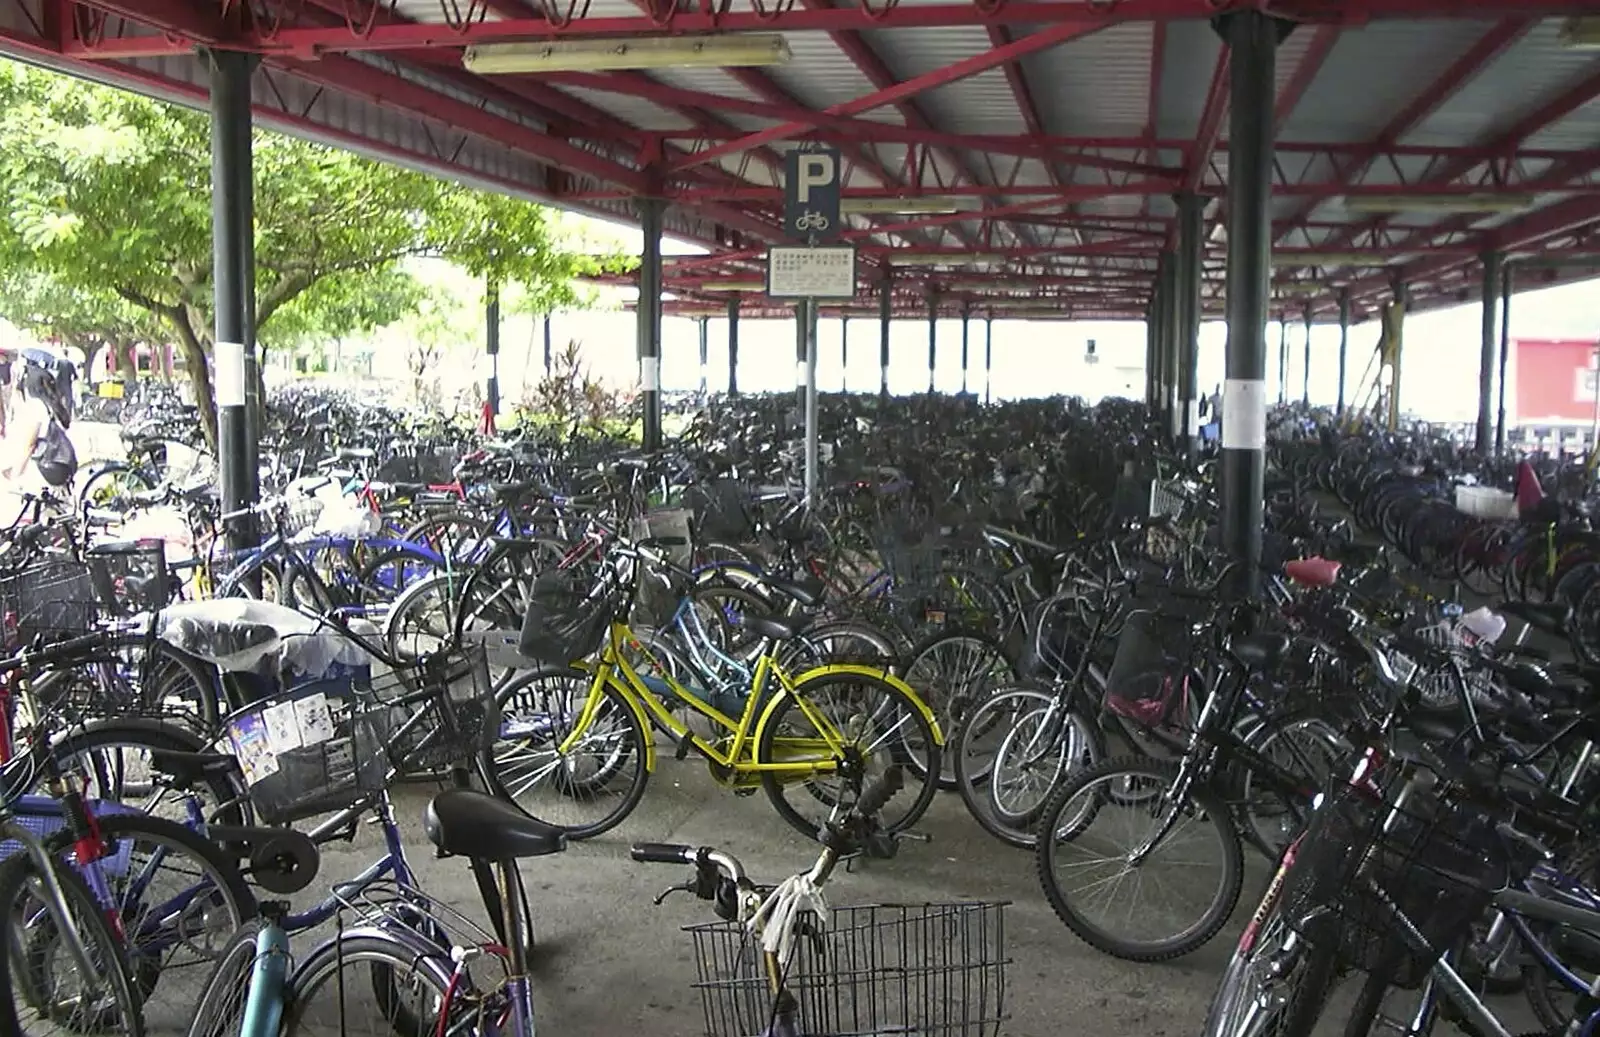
<box><xmin>747</xmin><ymin>873</ymin><xmax>826</xmax><ymax>973</ymax></box>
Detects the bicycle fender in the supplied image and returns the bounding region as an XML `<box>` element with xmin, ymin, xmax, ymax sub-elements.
<box><xmin>774</xmin><ymin>664</ymin><xmax>944</xmax><ymax>745</ymax></box>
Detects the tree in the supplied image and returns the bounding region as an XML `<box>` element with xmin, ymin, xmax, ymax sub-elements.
<box><xmin>0</xmin><ymin>63</ymin><xmax>627</xmax><ymax>446</ymax></box>
<box><xmin>0</xmin><ymin>269</ymin><xmax>164</xmax><ymax>382</ymax></box>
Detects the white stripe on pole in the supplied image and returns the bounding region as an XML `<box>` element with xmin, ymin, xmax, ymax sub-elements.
<box><xmin>1221</xmin><ymin>378</ymin><xmax>1267</xmax><ymax>450</ymax></box>
<box><xmin>215</xmin><ymin>341</ymin><xmax>246</xmax><ymax>408</ymax></box>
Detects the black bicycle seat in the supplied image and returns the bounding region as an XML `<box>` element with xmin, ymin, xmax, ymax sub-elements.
<box><xmin>1232</xmin><ymin>632</ymin><xmax>1292</xmax><ymax>673</ymax></box>
<box><xmin>763</xmin><ymin>576</ymin><xmax>826</xmax><ymax>608</ymax></box>
<box><xmin>737</xmin><ymin>613</ymin><xmax>813</xmax><ymax>642</ymax></box>
<box><xmin>424</xmin><ymin>788</ymin><xmax>567</xmax><ymax>861</ymax></box>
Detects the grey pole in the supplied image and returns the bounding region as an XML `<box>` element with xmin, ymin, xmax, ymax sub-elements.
<box><xmin>1476</xmin><ymin>250</ymin><xmax>1503</xmax><ymax>454</ymax></box>
<box><xmin>637</xmin><ymin>197</ymin><xmax>664</xmax><ymax>451</ymax></box>
<box><xmin>1150</xmin><ymin>260</ymin><xmax>1168</xmax><ymax>418</ymax></box>
<box><xmin>802</xmin><ymin>300</ymin><xmax>820</xmax><ymax>503</ymax></box>
<box><xmin>727</xmin><ymin>297</ymin><xmax>740</xmax><ymax>395</ymax></box>
<box><xmin>1276</xmin><ymin>313</ymin><xmax>1288</xmax><ymax>405</ymax></box>
<box><xmin>1145</xmin><ymin>297</ymin><xmax>1157</xmax><ymax>408</ymax></box>
<box><xmin>697</xmin><ymin>316</ymin><xmax>709</xmax><ymax>397</ymax></box>
<box><xmin>984</xmin><ymin>315</ymin><xmax>994</xmax><ymax>404</ymax></box>
<box><xmin>543</xmin><ymin>312</ymin><xmax>553</xmax><ymax>374</ymax></box>
<box><xmin>794</xmin><ymin>301</ymin><xmax>808</xmax><ymax>418</ymax></box>
<box><xmin>1219</xmin><ymin>9</ymin><xmax>1286</xmax><ymax>595</ymax></box>
<box><xmin>879</xmin><ymin>277</ymin><xmax>892</xmax><ymax>397</ymax></box>
<box><xmin>1301</xmin><ymin>304</ymin><xmax>1312</xmax><ymax>405</ymax></box>
<box><xmin>1161</xmin><ymin>250</ymin><xmax>1180</xmax><ymax>435</ymax></box>
<box><xmin>960</xmin><ymin>305</ymin><xmax>971</xmax><ymax>395</ymax></box>
<box><xmin>1336</xmin><ymin>288</ymin><xmax>1350</xmax><ymax>418</ymax></box>
<box><xmin>1177</xmin><ymin>193</ymin><xmax>1203</xmax><ymax>452</ymax></box>
<box><xmin>840</xmin><ymin>315</ymin><xmax>850</xmax><ymax>393</ymax></box>
<box><xmin>485</xmin><ymin>280</ymin><xmax>500</xmax><ymax>421</ymax></box>
<box><xmin>209</xmin><ymin>49</ymin><xmax>259</xmax><ymax>551</ymax></box>
<box><xmin>926</xmin><ymin>290</ymin><xmax>938</xmax><ymax>394</ymax></box>
<box><xmin>1496</xmin><ymin>264</ymin><xmax>1513</xmax><ymax>453</ymax></box>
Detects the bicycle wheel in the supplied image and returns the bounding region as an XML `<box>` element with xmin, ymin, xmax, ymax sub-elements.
<box><xmin>902</xmin><ymin>629</ymin><xmax>1015</xmax><ymax>789</ymax></box>
<box><xmin>282</xmin><ymin>934</ymin><xmax>461</xmax><ymax>1037</ymax></box>
<box><xmin>44</xmin><ymin>719</ymin><xmax>246</xmax><ymax>827</ymax></box>
<box><xmin>182</xmin><ymin>919</ymin><xmax>264</xmax><ymax>1037</ymax></box>
<box><xmin>756</xmin><ymin>670</ymin><xmax>940</xmax><ymax>838</ymax></box>
<box><xmin>1035</xmin><ymin>755</ymin><xmax>1244</xmax><ymax>962</ymax></box>
<box><xmin>953</xmin><ymin>685</ymin><xmax>1102</xmax><ymax>851</ymax></box>
<box><xmin>0</xmin><ymin>845</ymin><xmax>146</xmax><ymax>1037</ymax></box>
<box><xmin>1202</xmin><ymin>907</ymin><xmax>1340</xmax><ymax>1037</ymax></box>
<box><xmin>479</xmin><ymin>668</ymin><xmax>649</xmax><ymax>839</ymax></box>
<box><xmin>40</xmin><ymin>812</ymin><xmax>256</xmax><ymax>1033</ymax></box>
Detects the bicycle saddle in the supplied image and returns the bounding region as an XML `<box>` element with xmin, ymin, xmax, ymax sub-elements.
<box><xmin>1284</xmin><ymin>558</ymin><xmax>1341</xmax><ymax>588</ymax></box>
<box><xmin>424</xmin><ymin>788</ymin><xmax>567</xmax><ymax>861</ymax></box>
<box><xmin>1497</xmin><ymin>601</ymin><xmax>1571</xmax><ymax>633</ymax></box>
<box><xmin>1232</xmin><ymin>632</ymin><xmax>1291</xmax><ymax>672</ymax></box>
<box><xmin>763</xmin><ymin>575</ymin><xmax>826</xmax><ymax>608</ymax></box>
<box><xmin>737</xmin><ymin>612</ymin><xmax>813</xmax><ymax>642</ymax></box>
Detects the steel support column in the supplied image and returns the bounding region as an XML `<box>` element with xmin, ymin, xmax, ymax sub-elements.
<box><xmin>960</xmin><ymin>305</ymin><xmax>971</xmax><ymax>395</ymax></box>
<box><xmin>1276</xmin><ymin>314</ymin><xmax>1288</xmax><ymax>405</ymax></box>
<box><xmin>800</xmin><ymin>299</ymin><xmax>820</xmax><ymax>503</ymax></box>
<box><xmin>840</xmin><ymin>315</ymin><xmax>850</xmax><ymax>393</ymax></box>
<box><xmin>209</xmin><ymin>48</ymin><xmax>259</xmax><ymax>551</ymax></box>
<box><xmin>697</xmin><ymin>316</ymin><xmax>709</xmax><ymax>396</ymax></box>
<box><xmin>637</xmin><ymin>197</ymin><xmax>664</xmax><ymax>451</ymax></box>
<box><xmin>727</xmin><ymin>297</ymin><xmax>741</xmax><ymax>396</ymax></box>
<box><xmin>1177</xmin><ymin>192</ymin><xmax>1203</xmax><ymax>453</ymax></box>
<box><xmin>984</xmin><ymin>315</ymin><xmax>994</xmax><ymax>404</ymax></box>
<box><xmin>1496</xmin><ymin>264</ymin><xmax>1513</xmax><ymax>453</ymax></box>
<box><xmin>1148</xmin><ymin>264</ymin><xmax>1166</xmax><ymax>417</ymax></box>
<box><xmin>1476</xmin><ymin>250</ymin><xmax>1503</xmax><ymax>454</ymax></box>
<box><xmin>879</xmin><ymin>277</ymin><xmax>892</xmax><ymax>397</ymax></box>
<box><xmin>926</xmin><ymin>291</ymin><xmax>938</xmax><ymax>394</ymax></box>
<box><xmin>1219</xmin><ymin>9</ymin><xmax>1286</xmax><ymax>596</ymax></box>
<box><xmin>1159</xmin><ymin>251</ymin><xmax>1178</xmax><ymax>428</ymax></box>
<box><xmin>794</xmin><ymin>301</ymin><xmax>808</xmax><ymax>417</ymax></box>
<box><xmin>1145</xmin><ymin>296</ymin><xmax>1158</xmax><ymax>408</ymax></box>
<box><xmin>1302</xmin><ymin>305</ymin><xmax>1312</xmax><ymax>405</ymax></box>
<box><xmin>1336</xmin><ymin>287</ymin><xmax>1350</xmax><ymax>418</ymax></box>
<box><xmin>485</xmin><ymin>280</ymin><xmax>500</xmax><ymax>423</ymax></box>
<box><xmin>543</xmin><ymin>312</ymin><xmax>553</xmax><ymax>373</ymax></box>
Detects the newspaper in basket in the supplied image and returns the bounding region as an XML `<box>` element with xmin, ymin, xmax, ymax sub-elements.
<box><xmin>220</xmin><ymin>647</ymin><xmax>495</xmax><ymax>824</ymax></box>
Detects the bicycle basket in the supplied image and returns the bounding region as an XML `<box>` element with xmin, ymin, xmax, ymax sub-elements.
<box><xmin>0</xmin><ymin>559</ymin><xmax>99</xmax><ymax>646</ymax></box>
<box><xmin>1279</xmin><ymin>783</ymin><xmax>1538</xmax><ymax>988</ymax></box>
<box><xmin>85</xmin><ymin>539</ymin><xmax>171</xmax><ymax>618</ymax></box>
<box><xmin>1103</xmin><ymin>606</ymin><xmax>1201</xmax><ymax>729</ymax></box>
<box><xmin>518</xmin><ymin>570</ymin><xmax>620</xmax><ymax>667</ymax></box>
<box><xmin>686</xmin><ymin>479</ymin><xmax>755</xmax><ymax>543</ymax></box>
<box><xmin>220</xmin><ymin>646</ymin><xmax>497</xmax><ymax>824</ymax></box>
<box><xmin>689</xmin><ymin>901</ymin><xmax>1009</xmax><ymax>1037</ymax></box>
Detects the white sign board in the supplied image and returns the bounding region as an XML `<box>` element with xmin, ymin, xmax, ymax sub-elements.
<box><xmin>766</xmin><ymin>246</ymin><xmax>857</xmax><ymax>299</ymax></box>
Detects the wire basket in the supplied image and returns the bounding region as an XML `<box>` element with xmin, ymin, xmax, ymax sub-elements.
<box><xmin>1102</xmin><ymin>603</ymin><xmax>1206</xmax><ymax>729</ymax></box>
<box><xmin>1278</xmin><ymin>782</ymin><xmax>1537</xmax><ymax>988</ymax></box>
<box><xmin>220</xmin><ymin>647</ymin><xmax>496</xmax><ymax>824</ymax></box>
<box><xmin>689</xmin><ymin>901</ymin><xmax>1009</xmax><ymax>1037</ymax></box>
<box><xmin>687</xmin><ymin>479</ymin><xmax>756</xmax><ymax>543</ymax></box>
<box><xmin>0</xmin><ymin>559</ymin><xmax>100</xmax><ymax>647</ymax></box>
<box><xmin>85</xmin><ymin>539</ymin><xmax>171</xmax><ymax>618</ymax></box>
<box><xmin>518</xmin><ymin>570</ymin><xmax>624</xmax><ymax>667</ymax></box>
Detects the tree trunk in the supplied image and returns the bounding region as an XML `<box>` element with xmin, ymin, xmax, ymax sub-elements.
<box><xmin>166</xmin><ymin>311</ymin><xmax>217</xmax><ymax>452</ymax></box>
<box><xmin>113</xmin><ymin>340</ymin><xmax>139</xmax><ymax>386</ymax></box>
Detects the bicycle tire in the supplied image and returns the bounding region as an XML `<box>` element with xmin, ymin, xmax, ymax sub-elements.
<box><xmin>757</xmin><ymin>669</ymin><xmax>940</xmax><ymax>838</ymax></box>
<box><xmin>1035</xmin><ymin>755</ymin><xmax>1244</xmax><ymax>963</ymax></box>
<box><xmin>479</xmin><ymin>667</ymin><xmax>650</xmax><ymax>840</ymax></box>
<box><xmin>281</xmin><ymin>933</ymin><xmax>460</xmax><ymax>1037</ymax></box>
<box><xmin>902</xmin><ymin>628</ymin><xmax>1016</xmax><ymax>789</ymax></box>
<box><xmin>182</xmin><ymin>919</ymin><xmax>265</xmax><ymax>1037</ymax></box>
<box><xmin>0</xmin><ymin>844</ymin><xmax>146</xmax><ymax>1037</ymax></box>
<box><xmin>42</xmin><ymin>718</ymin><xmax>247</xmax><ymax>826</ymax></box>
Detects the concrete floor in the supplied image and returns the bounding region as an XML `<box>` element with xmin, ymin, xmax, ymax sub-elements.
<box><xmin>309</xmin><ymin>762</ymin><xmax>1240</xmax><ymax>1037</ymax></box>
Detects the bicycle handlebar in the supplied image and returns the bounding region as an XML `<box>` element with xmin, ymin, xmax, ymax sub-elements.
<box><xmin>0</xmin><ymin>632</ymin><xmax>110</xmax><ymax>675</ymax></box>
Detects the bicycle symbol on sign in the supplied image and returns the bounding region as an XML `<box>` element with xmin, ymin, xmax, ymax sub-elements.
<box><xmin>794</xmin><ymin>211</ymin><xmax>831</xmax><ymax>232</ymax></box>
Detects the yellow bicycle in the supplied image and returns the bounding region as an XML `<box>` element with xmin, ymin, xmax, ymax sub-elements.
<box><xmin>480</xmin><ymin>542</ymin><xmax>943</xmax><ymax>840</ymax></box>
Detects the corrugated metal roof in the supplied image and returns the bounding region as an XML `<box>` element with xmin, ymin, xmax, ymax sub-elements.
<box><xmin>1405</xmin><ymin>20</ymin><xmax>1595</xmax><ymax>147</ymax></box>
<box><xmin>763</xmin><ymin>34</ymin><xmax>902</xmax><ymax>124</ymax></box>
<box><xmin>1154</xmin><ymin>20</ymin><xmax>1222</xmax><ymax>140</ymax></box>
<box><xmin>1025</xmin><ymin>23</ymin><xmax>1153</xmax><ymax>138</ymax></box>
<box><xmin>553</xmin><ymin>85</ymin><xmax>694</xmax><ymax>130</ymax></box>
<box><xmin>1285</xmin><ymin>20</ymin><xmax>1502</xmax><ymax>144</ymax></box>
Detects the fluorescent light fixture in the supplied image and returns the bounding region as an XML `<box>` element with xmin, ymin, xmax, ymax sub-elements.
<box><xmin>891</xmin><ymin>252</ymin><xmax>1003</xmax><ymax>266</ymax></box>
<box><xmin>1272</xmin><ymin>252</ymin><xmax>1388</xmax><ymax>268</ymax></box>
<box><xmin>699</xmin><ymin>281</ymin><xmax>766</xmax><ymax>292</ymax></box>
<box><xmin>464</xmin><ymin>34</ymin><xmax>791</xmax><ymax>74</ymax></box>
<box><xmin>1275</xmin><ymin>282</ymin><xmax>1325</xmax><ymax>296</ymax></box>
<box><xmin>1340</xmin><ymin>193</ymin><xmax>1535</xmax><ymax>214</ymax></box>
<box><xmin>841</xmin><ymin>197</ymin><xmax>963</xmax><ymax>215</ymax></box>
<box><xmin>1561</xmin><ymin>17</ymin><xmax>1600</xmax><ymax>48</ymax></box>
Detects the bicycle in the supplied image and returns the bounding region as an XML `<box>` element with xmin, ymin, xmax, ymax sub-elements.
<box><xmin>630</xmin><ymin>767</ymin><xmax>1009</xmax><ymax>1037</ymax></box>
<box><xmin>482</xmin><ymin>535</ymin><xmax>944</xmax><ymax>841</ymax></box>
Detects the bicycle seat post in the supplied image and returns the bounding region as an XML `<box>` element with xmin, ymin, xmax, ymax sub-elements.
<box><xmin>497</xmin><ymin>859</ymin><xmax>529</xmax><ymax>978</ymax></box>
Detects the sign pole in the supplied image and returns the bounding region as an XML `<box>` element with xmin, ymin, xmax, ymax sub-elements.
<box><xmin>803</xmin><ymin>299</ymin><xmax>820</xmax><ymax>505</ymax></box>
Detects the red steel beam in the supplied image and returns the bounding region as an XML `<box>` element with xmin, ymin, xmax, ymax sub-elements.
<box><xmin>1273</xmin><ymin>17</ymin><xmax>1530</xmax><ymax>245</ymax></box>
<box><xmin>669</xmin><ymin>19</ymin><xmax>1102</xmax><ymax>172</ymax></box>
<box><xmin>59</xmin><ymin>0</ymin><xmax>1600</xmax><ymax>58</ymax></box>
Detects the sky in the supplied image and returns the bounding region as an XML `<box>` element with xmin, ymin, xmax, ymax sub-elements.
<box><xmin>502</xmin><ymin>216</ymin><xmax>1600</xmax><ymax>424</ymax></box>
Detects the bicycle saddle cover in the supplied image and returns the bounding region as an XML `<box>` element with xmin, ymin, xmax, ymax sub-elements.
<box><xmin>424</xmin><ymin>788</ymin><xmax>567</xmax><ymax>861</ymax></box>
<box><xmin>1283</xmin><ymin>557</ymin><xmax>1340</xmax><ymax>588</ymax></box>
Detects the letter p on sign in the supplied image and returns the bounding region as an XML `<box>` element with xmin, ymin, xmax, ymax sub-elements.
<box><xmin>796</xmin><ymin>154</ymin><xmax>834</xmax><ymax>203</ymax></box>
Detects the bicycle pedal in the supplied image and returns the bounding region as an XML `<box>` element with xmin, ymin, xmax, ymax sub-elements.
<box><xmin>733</xmin><ymin>787</ymin><xmax>757</xmax><ymax>797</ymax></box>
<box><xmin>674</xmin><ymin>732</ymin><xmax>695</xmax><ymax>761</ymax></box>
<box><xmin>897</xmin><ymin>829</ymin><xmax>933</xmax><ymax>844</ymax></box>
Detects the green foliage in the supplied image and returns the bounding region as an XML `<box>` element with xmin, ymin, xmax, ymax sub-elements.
<box><xmin>520</xmin><ymin>339</ymin><xmax>632</xmax><ymax>434</ymax></box>
<box><xmin>0</xmin><ymin>62</ymin><xmax>629</xmax><ymax>444</ymax></box>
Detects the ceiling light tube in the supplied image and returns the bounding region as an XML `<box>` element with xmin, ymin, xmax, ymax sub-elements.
<box><xmin>841</xmin><ymin>197</ymin><xmax>964</xmax><ymax>215</ymax></box>
<box><xmin>1271</xmin><ymin>252</ymin><xmax>1388</xmax><ymax>268</ymax></box>
<box><xmin>891</xmin><ymin>253</ymin><xmax>1003</xmax><ymax>265</ymax></box>
<box><xmin>699</xmin><ymin>281</ymin><xmax>766</xmax><ymax>292</ymax></box>
<box><xmin>1560</xmin><ymin>17</ymin><xmax>1600</xmax><ymax>48</ymax></box>
<box><xmin>464</xmin><ymin>34</ymin><xmax>791</xmax><ymax>74</ymax></box>
<box><xmin>1340</xmin><ymin>193</ymin><xmax>1535</xmax><ymax>214</ymax></box>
